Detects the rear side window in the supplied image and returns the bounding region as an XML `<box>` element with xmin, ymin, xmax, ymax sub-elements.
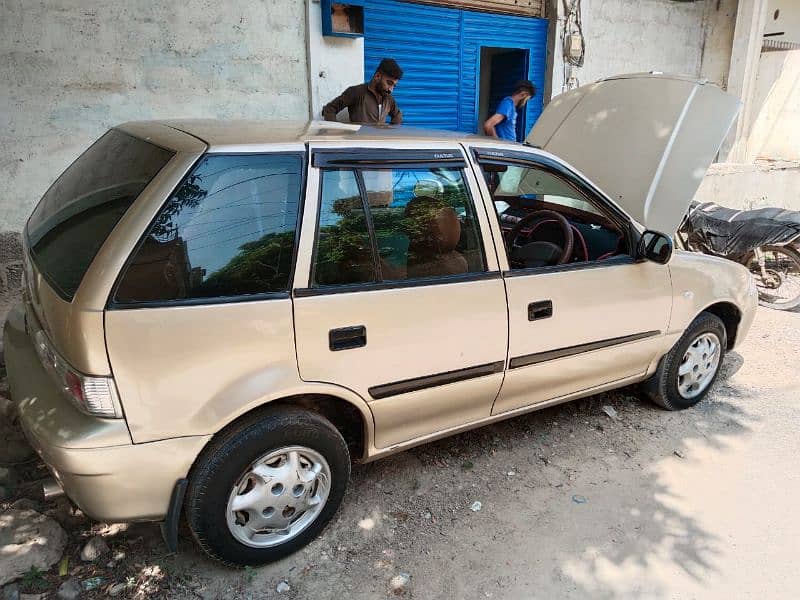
<box><xmin>312</xmin><ymin>166</ymin><xmax>486</xmax><ymax>287</ymax></box>
<box><xmin>114</xmin><ymin>153</ymin><xmax>302</xmax><ymax>304</ymax></box>
<box><xmin>27</xmin><ymin>130</ymin><xmax>174</xmax><ymax>300</ymax></box>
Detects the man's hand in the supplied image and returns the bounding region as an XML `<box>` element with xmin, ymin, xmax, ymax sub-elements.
<box><xmin>483</xmin><ymin>113</ymin><xmax>505</xmax><ymax>137</ymax></box>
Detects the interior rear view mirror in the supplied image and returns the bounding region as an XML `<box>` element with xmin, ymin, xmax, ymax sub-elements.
<box><xmin>638</xmin><ymin>230</ymin><xmax>673</xmax><ymax>264</ymax></box>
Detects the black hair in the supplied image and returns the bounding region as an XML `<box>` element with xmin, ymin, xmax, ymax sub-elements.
<box><xmin>377</xmin><ymin>58</ymin><xmax>403</xmax><ymax>80</ymax></box>
<box><xmin>513</xmin><ymin>80</ymin><xmax>536</xmax><ymax>97</ymax></box>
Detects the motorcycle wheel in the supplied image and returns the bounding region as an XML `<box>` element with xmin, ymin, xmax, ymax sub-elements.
<box><xmin>746</xmin><ymin>245</ymin><xmax>800</xmax><ymax>311</ymax></box>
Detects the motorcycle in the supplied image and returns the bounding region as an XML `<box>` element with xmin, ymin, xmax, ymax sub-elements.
<box><xmin>678</xmin><ymin>201</ymin><xmax>800</xmax><ymax>311</ymax></box>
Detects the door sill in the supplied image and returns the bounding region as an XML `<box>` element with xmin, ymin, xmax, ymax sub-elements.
<box><xmin>364</xmin><ymin>372</ymin><xmax>647</xmax><ymax>461</ymax></box>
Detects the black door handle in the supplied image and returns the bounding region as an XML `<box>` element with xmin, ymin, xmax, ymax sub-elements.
<box><xmin>329</xmin><ymin>325</ymin><xmax>367</xmax><ymax>351</ymax></box>
<box><xmin>528</xmin><ymin>300</ymin><xmax>553</xmax><ymax>321</ymax></box>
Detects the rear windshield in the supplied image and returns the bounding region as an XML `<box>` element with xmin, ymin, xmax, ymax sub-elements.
<box><xmin>27</xmin><ymin>129</ymin><xmax>174</xmax><ymax>300</ymax></box>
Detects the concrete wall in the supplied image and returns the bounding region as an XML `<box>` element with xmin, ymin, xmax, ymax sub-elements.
<box><xmin>700</xmin><ymin>0</ymin><xmax>739</xmax><ymax>88</ymax></box>
<box><xmin>695</xmin><ymin>161</ymin><xmax>800</xmax><ymax>210</ymax></box>
<box><xmin>307</xmin><ymin>0</ymin><xmax>364</xmax><ymax>120</ymax></box>
<box><xmin>748</xmin><ymin>50</ymin><xmax>800</xmax><ymax>161</ymax></box>
<box><xmin>0</xmin><ymin>0</ymin><xmax>311</xmax><ymax>338</ymax></box>
<box><xmin>548</xmin><ymin>0</ymin><xmax>737</xmax><ymax>97</ymax></box>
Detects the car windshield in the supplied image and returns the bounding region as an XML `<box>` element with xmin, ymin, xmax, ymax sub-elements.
<box><xmin>26</xmin><ymin>129</ymin><xmax>174</xmax><ymax>300</ymax></box>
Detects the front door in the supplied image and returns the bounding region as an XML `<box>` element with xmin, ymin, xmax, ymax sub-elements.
<box><xmin>293</xmin><ymin>143</ymin><xmax>508</xmax><ymax>449</ymax></box>
<box><xmin>467</xmin><ymin>144</ymin><xmax>673</xmax><ymax>415</ymax></box>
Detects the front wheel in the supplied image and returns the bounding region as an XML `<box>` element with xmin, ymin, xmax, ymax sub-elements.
<box><xmin>185</xmin><ymin>408</ymin><xmax>350</xmax><ymax>566</ymax></box>
<box><xmin>643</xmin><ymin>312</ymin><xmax>727</xmax><ymax>411</ymax></box>
<box><xmin>746</xmin><ymin>245</ymin><xmax>800</xmax><ymax>311</ymax></box>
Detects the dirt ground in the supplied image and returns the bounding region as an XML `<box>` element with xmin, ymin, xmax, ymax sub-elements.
<box><xmin>3</xmin><ymin>305</ymin><xmax>799</xmax><ymax>599</ymax></box>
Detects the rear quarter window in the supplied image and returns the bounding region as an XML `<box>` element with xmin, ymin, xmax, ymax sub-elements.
<box><xmin>113</xmin><ymin>153</ymin><xmax>303</xmax><ymax>304</ymax></box>
<box><xmin>27</xmin><ymin>130</ymin><xmax>174</xmax><ymax>300</ymax></box>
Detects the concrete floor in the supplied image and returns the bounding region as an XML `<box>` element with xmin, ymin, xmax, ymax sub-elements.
<box><xmin>160</xmin><ymin>305</ymin><xmax>799</xmax><ymax>599</ymax></box>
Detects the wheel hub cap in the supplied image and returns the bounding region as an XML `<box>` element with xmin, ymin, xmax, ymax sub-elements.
<box><xmin>226</xmin><ymin>445</ymin><xmax>331</xmax><ymax>548</ymax></box>
<box><xmin>677</xmin><ymin>332</ymin><xmax>721</xmax><ymax>399</ymax></box>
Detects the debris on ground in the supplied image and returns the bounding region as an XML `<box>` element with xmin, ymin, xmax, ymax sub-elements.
<box><xmin>389</xmin><ymin>572</ymin><xmax>411</xmax><ymax>595</ymax></box>
<box><xmin>0</xmin><ymin>509</ymin><xmax>67</xmax><ymax>586</ymax></box>
<box><xmin>79</xmin><ymin>535</ymin><xmax>110</xmax><ymax>562</ymax></box>
<box><xmin>80</xmin><ymin>577</ymin><xmax>104</xmax><ymax>592</ymax></box>
<box><xmin>276</xmin><ymin>580</ymin><xmax>290</xmax><ymax>593</ymax></box>
<box><xmin>601</xmin><ymin>405</ymin><xmax>620</xmax><ymax>421</ymax></box>
<box><xmin>469</xmin><ymin>501</ymin><xmax>482</xmax><ymax>512</ymax></box>
<box><xmin>674</xmin><ymin>450</ymin><xmax>685</xmax><ymax>459</ymax></box>
<box><xmin>55</xmin><ymin>578</ymin><xmax>81</xmax><ymax>600</ymax></box>
<box><xmin>1</xmin><ymin>583</ymin><xmax>19</xmax><ymax>600</ymax></box>
<box><xmin>571</xmin><ymin>495</ymin><xmax>587</xmax><ymax>504</ymax></box>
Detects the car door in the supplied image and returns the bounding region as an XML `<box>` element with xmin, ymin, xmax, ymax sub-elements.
<box><xmin>292</xmin><ymin>142</ymin><xmax>508</xmax><ymax>450</ymax></box>
<box><xmin>465</xmin><ymin>144</ymin><xmax>673</xmax><ymax>416</ymax></box>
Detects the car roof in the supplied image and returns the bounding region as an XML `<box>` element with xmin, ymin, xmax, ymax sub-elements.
<box><xmin>119</xmin><ymin>119</ymin><xmax>494</xmax><ymax>150</ymax></box>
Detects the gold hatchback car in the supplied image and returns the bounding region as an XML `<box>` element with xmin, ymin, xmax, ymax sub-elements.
<box><xmin>5</xmin><ymin>74</ymin><xmax>757</xmax><ymax>565</ymax></box>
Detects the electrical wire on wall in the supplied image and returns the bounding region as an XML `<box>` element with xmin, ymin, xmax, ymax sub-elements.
<box><xmin>561</xmin><ymin>0</ymin><xmax>585</xmax><ymax>92</ymax></box>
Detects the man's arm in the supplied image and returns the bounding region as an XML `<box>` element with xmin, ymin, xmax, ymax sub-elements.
<box><xmin>322</xmin><ymin>86</ymin><xmax>357</xmax><ymax>121</ymax></box>
<box><xmin>483</xmin><ymin>113</ymin><xmax>505</xmax><ymax>137</ymax></box>
<box><xmin>389</xmin><ymin>100</ymin><xmax>403</xmax><ymax>125</ymax></box>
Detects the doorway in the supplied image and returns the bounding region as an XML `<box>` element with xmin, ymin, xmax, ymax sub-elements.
<box><xmin>479</xmin><ymin>47</ymin><xmax>530</xmax><ymax>141</ymax></box>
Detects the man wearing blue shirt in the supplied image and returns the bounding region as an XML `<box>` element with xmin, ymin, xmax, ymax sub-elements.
<box><xmin>483</xmin><ymin>80</ymin><xmax>537</xmax><ymax>141</ymax></box>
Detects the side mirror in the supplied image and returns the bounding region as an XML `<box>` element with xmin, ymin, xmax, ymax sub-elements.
<box><xmin>637</xmin><ymin>230</ymin><xmax>673</xmax><ymax>264</ymax></box>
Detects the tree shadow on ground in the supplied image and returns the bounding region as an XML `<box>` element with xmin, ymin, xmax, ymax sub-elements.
<box><xmin>0</xmin><ymin>351</ymin><xmax>761</xmax><ymax>600</ymax></box>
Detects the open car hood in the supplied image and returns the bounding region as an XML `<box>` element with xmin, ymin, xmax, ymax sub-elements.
<box><xmin>526</xmin><ymin>73</ymin><xmax>740</xmax><ymax>234</ymax></box>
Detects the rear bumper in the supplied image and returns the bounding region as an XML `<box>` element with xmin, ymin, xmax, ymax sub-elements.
<box><xmin>3</xmin><ymin>303</ymin><xmax>210</xmax><ymax>521</ymax></box>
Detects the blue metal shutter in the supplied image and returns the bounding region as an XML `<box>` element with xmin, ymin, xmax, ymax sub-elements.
<box><xmin>364</xmin><ymin>1</ymin><xmax>461</xmax><ymax>130</ymax></box>
<box><xmin>364</xmin><ymin>1</ymin><xmax>548</xmax><ymax>134</ymax></box>
<box><xmin>459</xmin><ymin>11</ymin><xmax>548</xmax><ymax>133</ymax></box>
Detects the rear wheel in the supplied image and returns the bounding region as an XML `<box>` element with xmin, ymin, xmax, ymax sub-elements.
<box><xmin>643</xmin><ymin>312</ymin><xmax>726</xmax><ymax>411</ymax></box>
<box><xmin>186</xmin><ymin>407</ymin><xmax>350</xmax><ymax>566</ymax></box>
<box><xmin>746</xmin><ymin>245</ymin><xmax>800</xmax><ymax>311</ymax></box>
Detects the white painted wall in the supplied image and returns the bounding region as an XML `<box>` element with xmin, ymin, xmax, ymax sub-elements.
<box><xmin>307</xmin><ymin>0</ymin><xmax>365</xmax><ymax>120</ymax></box>
<box><xmin>0</xmin><ymin>0</ymin><xmax>310</xmax><ymax>234</ymax></box>
<box><xmin>766</xmin><ymin>0</ymin><xmax>800</xmax><ymax>42</ymax></box>
<box><xmin>748</xmin><ymin>50</ymin><xmax>800</xmax><ymax>161</ymax></box>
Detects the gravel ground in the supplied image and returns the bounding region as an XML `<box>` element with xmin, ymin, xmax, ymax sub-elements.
<box><xmin>2</xmin><ymin>305</ymin><xmax>798</xmax><ymax>599</ymax></box>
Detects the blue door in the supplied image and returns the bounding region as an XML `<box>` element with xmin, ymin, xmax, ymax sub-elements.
<box><xmin>488</xmin><ymin>49</ymin><xmax>530</xmax><ymax>142</ymax></box>
<box><xmin>363</xmin><ymin>0</ymin><xmax>548</xmax><ymax>135</ymax></box>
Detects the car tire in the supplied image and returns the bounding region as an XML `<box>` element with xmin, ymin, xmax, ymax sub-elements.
<box><xmin>643</xmin><ymin>311</ymin><xmax>727</xmax><ymax>411</ymax></box>
<box><xmin>185</xmin><ymin>407</ymin><xmax>350</xmax><ymax>566</ymax></box>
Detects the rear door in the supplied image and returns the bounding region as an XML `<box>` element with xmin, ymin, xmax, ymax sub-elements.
<box><xmin>292</xmin><ymin>142</ymin><xmax>508</xmax><ymax>449</ymax></box>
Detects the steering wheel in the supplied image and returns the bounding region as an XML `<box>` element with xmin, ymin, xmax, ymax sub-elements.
<box><xmin>505</xmin><ymin>209</ymin><xmax>575</xmax><ymax>268</ymax></box>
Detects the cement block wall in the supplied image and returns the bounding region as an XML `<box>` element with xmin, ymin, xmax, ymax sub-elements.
<box><xmin>0</xmin><ymin>0</ymin><xmax>310</xmax><ymax>335</ymax></box>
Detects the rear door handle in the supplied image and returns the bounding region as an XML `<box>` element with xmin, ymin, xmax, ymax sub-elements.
<box><xmin>329</xmin><ymin>325</ymin><xmax>367</xmax><ymax>351</ymax></box>
<box><xmin>528</xmin><ymin>300</ymin><xmax>553</xmax><ymax>321</ymax></box>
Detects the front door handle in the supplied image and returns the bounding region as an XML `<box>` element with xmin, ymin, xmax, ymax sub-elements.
<box><xmin>528</xmin><ymin>300</ymin><xmax>553</xmax><ymax>321</ymax></box>
<box><xmin>329</xmin><ymin>325</ymin><xmax>367</xmax><ymax>351</ymax></box>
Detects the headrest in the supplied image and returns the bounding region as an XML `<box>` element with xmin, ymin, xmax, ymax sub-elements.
<box><xmin>404</xmin><ymin>196</ymin><xmax>461</xmax><ymax>254</ymax></box>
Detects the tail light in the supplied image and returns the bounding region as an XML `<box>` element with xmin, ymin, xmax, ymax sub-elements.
<box><xmin>33</xmin><ymin>330</ymin><xmax>122</xmax><ymax>419</ymax></box>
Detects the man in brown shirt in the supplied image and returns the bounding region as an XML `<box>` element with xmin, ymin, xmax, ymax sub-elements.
<box><xmin>322</xmin><ymin>58</ymin><xmax>404</xmax><ymax>125</ymax></box>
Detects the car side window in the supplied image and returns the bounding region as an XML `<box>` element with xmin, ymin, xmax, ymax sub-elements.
<box><xmin>311</xmin><ymin>166</ymin><xmax>486</xmax><ymax>287</ymax></box>
<box><xmin>313</xmin><ymin>170</ymin><xmax>377</xmax><ymax>286</ymax></box>
<box><xmin>114</xmin><ymin>153</ymin><xmax>302</xmax><ymax>303</ymax></box>
<box><xmin>479</xmin><ymin>159</ymin><xmax>629</xmax><ymax>267</ymax></box>
<box><xmin>494</xmin><ymin>165</ymin><xmax>601</xmax><ymax>216</ymax></box>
